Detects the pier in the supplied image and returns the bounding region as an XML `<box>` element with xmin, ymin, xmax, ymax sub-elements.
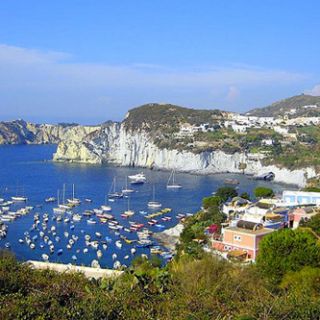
<box><xmin>27</xmin><ymin>260</ymin><xmax>123</xmax><ymax>279</ymax></box>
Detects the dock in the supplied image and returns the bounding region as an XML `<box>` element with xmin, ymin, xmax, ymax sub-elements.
<box><xmin>26</xmin><ymin>260</ymin><xmax>123</xmax><ymax>279</ymax></box>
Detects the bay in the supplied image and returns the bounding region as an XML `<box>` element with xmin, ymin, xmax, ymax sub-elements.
<box><xmin>0</xmin><ymin>145</ymin><xmax>293</xmax><ymax>268</ymax></box>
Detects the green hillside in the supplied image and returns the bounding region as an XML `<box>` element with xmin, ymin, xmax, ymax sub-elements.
<box><xmin>247</xmin><ymin>94</ymin><xmax>320</xmax><ymax>118</ymax></box>
<box><xmin>123</xmin><ymin>103</ymin><xmax>224</xmax><ymax>132</ymax></box>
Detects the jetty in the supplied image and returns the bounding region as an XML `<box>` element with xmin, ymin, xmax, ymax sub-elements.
<box><xmin>27</xmin><ymin>260</ymin><xmax>123</xmax><ymax>279</ymax></box>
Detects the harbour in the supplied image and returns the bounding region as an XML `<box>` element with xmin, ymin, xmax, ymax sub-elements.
<box><xmin>0</xmin><ymin>144</ymin><xmax>293</xmax><ymax>269</ymax></box>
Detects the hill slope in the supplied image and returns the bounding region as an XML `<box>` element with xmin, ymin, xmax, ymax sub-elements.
<box><xmin>247</xmin><ymin>94</ymin><xmax>320</xmax><ymax>118</ymax></box>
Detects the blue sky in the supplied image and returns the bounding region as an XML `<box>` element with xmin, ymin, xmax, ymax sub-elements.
<box><xmin>0</xmin><ymin>1</ymin><xmax>319</xmax><ymax>123</ymax></box>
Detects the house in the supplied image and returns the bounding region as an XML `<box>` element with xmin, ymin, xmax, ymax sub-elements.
<box><xmin>211</xmin><ymin>221</ymin><xmax>274</xmax><ymax>261</ymax></box>
<box><xmin>282</xmin><ymin>190</ymin><xmax>320</xmax><ymax>206</ymax></box>
<box><xmin>291</xmin><ymin>207</ymin><xmax>318</xmax><ymax>229</ymax></box>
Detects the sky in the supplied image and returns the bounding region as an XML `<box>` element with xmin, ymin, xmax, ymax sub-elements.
<box><xmin>0</xmin><ymin>1</ymin><xmax>320</xmax><ymax>124</ymax></box>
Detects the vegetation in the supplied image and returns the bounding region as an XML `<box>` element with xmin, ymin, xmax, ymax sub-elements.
<box><xmin>247</xmin><ymin>94</ymin><xmax>320</xmax><ymax>118</ymax></box>
<box><xmin>300</xmin><ymin>213</ymin><xmax>320</xmax><ymax>236</ymax></box>
<box><xmin>256</xmin><ymin>229</ymin><xmax>320</xmax><ymax>285</ymax></box>
<box><xmin>254</xmin><ymin>187</ymin><xmax>274</xmax><ymax>198</ymax></box>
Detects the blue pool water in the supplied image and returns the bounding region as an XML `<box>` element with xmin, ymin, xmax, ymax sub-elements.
<box><xmin>0</xmin><ymin>144</ymin><xmax>292</xmax><ymax>268</ymax></box>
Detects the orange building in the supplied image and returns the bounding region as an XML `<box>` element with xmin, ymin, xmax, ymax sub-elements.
<box><xmin>212</xmin><ymin>221</ymin><xmax>274</xmax><ymax>261</ymax></box>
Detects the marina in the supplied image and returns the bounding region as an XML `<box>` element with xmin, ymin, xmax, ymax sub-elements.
<box><xmin>0</xmin><ymin>145</ymin><xmax>293</xmax><ymax>269</ymax></box>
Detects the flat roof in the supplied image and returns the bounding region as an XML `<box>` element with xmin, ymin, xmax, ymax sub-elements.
<box><xmin>225</xmin><ymin>226</ymin><xmax>274</xmax><ymax>236</ymax></box>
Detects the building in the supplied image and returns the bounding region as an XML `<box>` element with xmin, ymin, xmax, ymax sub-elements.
<box><xmin>282</xmin><ymin>190</ymin><xmax>320</xmax><ymax>206</ymax></box>
<box><xmin>211</xmin><ymin>221</ymin><xmax>274</xmax><ymax>261</ymax></box>
<box><xmin>291</xmin><ymin>207</ymin><xmax>318</xmax><ymax>229</ymax></box>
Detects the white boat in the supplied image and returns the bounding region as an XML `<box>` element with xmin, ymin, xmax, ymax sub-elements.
<box><xmin>128</xmin><ymin>172</ymin><xmax>146</xmax><ymax>181</ymax></box>
<box><xmin>148</xmin><ymin>185</ymin><xmax>162</xmax><ymax>208</ymax></box>
<box><xmin>87</xmin><ymin>218</ymin><xmax>96</xmax><ymax>224</ymax></box>
<box><xmin>45</xmin><ymin>197</ymin><xmax>56</xmax><ymax>203</ymax></box>
<box><xmin>115</xmin><ymin>240</ymin><xmax>122</xmax><ymax>249</ymax></box>
<box><xmin>130</xmin><ymin>248</ymin><xmax>136</xmax><ymax>255</ymax></box>
<box><xmin>97</xmin><ymin>250</ymin><xmax>103</xmax><ymax>259</ymax></box>
<box><xmin>42</xmin><ymin>254</ymin><xmax>49</xmax><ymax>262</ymax></box>
<box><xmin>123</xmin><ymin>196</ymin><xmax>135</xmax><ymax>216</ymax></box>
<box><xmin>122</xmin><ymin>177</ymin><xmax>135</xmax><ymax>194</ymax></box>
<box><xmin>53</xmin><ymin>189</ymin><xmax>66</xmax><ymax>214</ymax></box>
<box><xmin>11</xmin><ymin>196</ymin><xmax>27</xmax><ymax>202</ymax></box>
<box><xmin>101</xmin><ymin>203</ymin><xmax>112</xmax><ymax>212</ymax></box>
<box><xmin>67</xmin><ymin>184</ymin><xmax>81</xmax><ymax>205</ymax></box>
<box><xmin>72</xmin><ymin>214</ymin><xmax>82</xmax><ymax>222</ymax></box>
<box><xmin>166</xmin><ymin>169</ymin><xmax>182</xmax><ymax>189</ymax></box>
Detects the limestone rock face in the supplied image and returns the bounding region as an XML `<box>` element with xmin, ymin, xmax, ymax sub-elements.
<box><xmin>0</xmin><ymin>119</ymin><xmax>99</xmax><ymax>145</ymax></box>
<box><xmin>53</xmin><ymin>122</ymin><xmax>316</xmax><ymax>187</ymax></box>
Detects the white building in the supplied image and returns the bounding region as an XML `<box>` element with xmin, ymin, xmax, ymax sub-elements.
<box><xmin>282</xmin><ymin>190</ymin><xmax>320</xmax><ymax>206</ymax></box>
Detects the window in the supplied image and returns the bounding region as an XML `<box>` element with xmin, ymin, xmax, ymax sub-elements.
<box><xmin>234</xmin><ymin>235</ymin><xmax>241</xmax><ymax>241</ymax></box>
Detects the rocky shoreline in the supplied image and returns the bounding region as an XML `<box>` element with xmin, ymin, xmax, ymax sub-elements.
<box><xmin>153</xmin><ymin>223</ymin><xmax>184</xmax><ymax>252</ymax></box>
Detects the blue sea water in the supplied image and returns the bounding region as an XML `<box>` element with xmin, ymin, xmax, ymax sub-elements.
<box><xmin>0</xmin><ymin>145</ymin><xmax>293</xmax><ymax>268</ymax></box>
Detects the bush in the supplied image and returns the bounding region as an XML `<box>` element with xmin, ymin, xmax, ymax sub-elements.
<box><xmin>215</xmin><ymin>187</ymin><xmax>238</xmax><ymax>202</ymax></box>
<box><xmin>254</xmin><ymin>187</ymin><xmax>274</xmax><ymax>198</ymax></box>
<box><xmin>256</xmin><ymin>229</ymin><xmax>320</xmax><ymax>284</ymax></box>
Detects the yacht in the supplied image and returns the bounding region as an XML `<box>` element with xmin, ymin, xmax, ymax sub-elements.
<box><xmin>166</xmin><ymin>169</ymin><xmax>182</xmax><ymax>189</ymax></box>
<box><xmin>45</xmin><ymin>197</ymin><xmax>56</xmax><ymax>203</ymax></box>
<box><xmin>128</xmin><ymin>172</ymin><xmax>146</xmax><ymax>181</ymax></box>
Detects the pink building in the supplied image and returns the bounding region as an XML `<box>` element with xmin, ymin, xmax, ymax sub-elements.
<box><xmin>212</xmin><ymin>221</ymin><xmax>274</xmax><ymax>261</ymax></box>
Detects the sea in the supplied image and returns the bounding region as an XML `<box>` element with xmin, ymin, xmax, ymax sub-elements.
<box><xmin>0</xmin><ymin>144</ymin><xmax>295</xmax><ymax>269</ymax></box>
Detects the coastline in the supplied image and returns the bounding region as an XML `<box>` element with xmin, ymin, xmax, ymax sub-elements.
<box><xmin>153</xmin><ymin>223</ymin><xmax>184</xmax><ymax>252</ymax></box>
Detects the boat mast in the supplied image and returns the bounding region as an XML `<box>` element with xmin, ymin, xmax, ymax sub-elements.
<box><xmin>57</xmin><ymin>189</ymin><xmax>60</xmax><ymax>206</ymax></box>
<box><xmin>62</xmin><ymin>184</ymin><xmax>65</xmax><ymax>204</ymax></box>
<box><xmin>72</xmin><ymin>184</ymin><xmax>75</xmax><ymax>200</ymax></box>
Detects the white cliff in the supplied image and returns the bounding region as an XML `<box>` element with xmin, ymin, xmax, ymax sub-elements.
<box><xmin>53</xmin><ymin>123</ymin><xmax>316</xmax><ymax>187</ymax></box>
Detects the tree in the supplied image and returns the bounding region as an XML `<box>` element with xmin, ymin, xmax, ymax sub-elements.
<box><xmin>202</xmin><ymin>196</ymin><xmax>222</xmax><ymax>209</ymax></box>
<box><xmin>300</xmin><ymin>213</ymin><xmax>320</xmax><ymax>236</ymax></box>
<box><xmin>256</xmin><ymin>229</ymin><xmax>320</xmax><ymax>284</ymax></box>
<box><xmin>215</xmin><ymin>187</ymin><xmax>238</xmax><ymax>202</ymax></box>
<box><xmin>254</xmin><ymin>187</ymin><xmax>274</xmax><ymax>198</ymax></box>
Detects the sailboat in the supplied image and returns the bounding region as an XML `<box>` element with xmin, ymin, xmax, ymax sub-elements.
<box><xmin>122</xmin><ymin>177</ymin><xmax>134</xmax><ymax>194</ymax></box>
<box><xmin>147</xmin><ymin>185</ymin><xmax>162</xmax><ymax>209</ymax></box>
<box><xmin>166</xmin><ymin>169</ymin><xmax>182</xmax><ymax>189</ymax></box>
<box><xmin>101</xmin><ymin>195</ymin><xmax>112</xmax><ymax>212</ymax></box>
<box><xmin>122</xmin><ymin>196</ymin><xmax>135</xmax><ymax>217</ymax></box>
<box><xmin>11</xmin><ymin>185</ymin><xmax>27</xmax><ymax>202</ymax></box>
<box><xmin>108</xmin><ymin>178</ymin><xmax>124</xmax><ymax>199</ymax></box>
<box><xmin>58</xmin><ymin>184</ymin><xmax>70</xmax><ymax>210</ymax></box>
<box><xmin>67</xmin><ymin>184</ymin><xmax>81</xmax><ymax>205</ymax></box>
<box><xmin>53</xmin><ymin>190</ymin><xmax>66</xmax><ymax>214</ymax></box>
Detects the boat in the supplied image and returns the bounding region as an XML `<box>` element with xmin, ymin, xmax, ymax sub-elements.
<box><xmin>87</xmin><ymin>218</ymin><xmax>96</xmax><ymax>224</ymax></box>
<box><xmin>122</xmin><ymin>177</ymin><xmax>135</xmax><ymax>194</ymax></box>
<box><xmin>101</xmin><ymin>204</ymin><xmax>112</xmax><ymax>212</ymax></box>
<box><xmin>45</xmin><ymin>197</ymin><xmax>56</xmax><ymax>203</ymax></box>
<box><xmin>11</xmin><ymin>196</ymin><xmax>27</xmax><ymax>202</ymax></box>
<box><xmin>42</xmin><ymin>254</ymin><xmax>49</xmax><ymax>261</ymax></box>
<box><xmin>128</xmin><ymin>172</ymin><xmax>146</xmax><ymax>181</ymax></box>
<box><xmin>122</xmin><ymin>195</ymin><xmax>135</xmax><ymax>217</ymax></box>
<box><xmin>108</xmin><ymin>178</ymin><xmax>124</xmax><ymax>199</ymax></box>
<box><xmin>136</xmin><ymin>239</ymin><xmax>153</xmax><ymax>248</ymax></box>
<box><xmin>166</xmin><ymin>169</ymin><xmax>182</xmax><ymax>189</ymax></box>
<box><xmin>224</xmin><ymin>178</ymin><xmax>240</xmax><ymax>185</ymax></box>
<box><xmin>115</xmin><ymin>240</ymin><xmax>122</xmax><ymax>249</ymax></box>
<box><xmin>97</xmin><ymin>250</ymin><xmax>103</xmax><ymax>259</ymax></box>
<box><xmin>130</xmin><ymin>248</ymin><xmax>136</xmax><ymax>254</ymax></box>
<box><xmin>53</xmin><ymin>189</ymin><xmax>66</xmax><ymax>214</ymax></box>
<box><xmin>18</xmin><ymin>238</ymin><xmax>24</xmax><ymax>244</ymax></box>
<box><xmin>85</xmin><ymin>198</ymin><xmax>92</xmax><ymax>203</ymax></box>
<box><xmin>91</xmin><ymin>260</ymin><xmax>100</xmax><ymax>268</ymax></box>
<box><xmin>95</xmin><ymin>232</ymin><xmax>102</xmax><ymax>238</ymax></box>
<box><xmin>113</xmin><ymin>260</ymin><xmax>121</xmax><ymax>269</ymax></box>
<box><xmin>254</xmin><ymin>172</ymin><xmax>275</xmax><ymax>181</ymax></box>
<box><xmin>72</xmin><ymin>213</ymin><xmax>82</xmax><ymax>222</ymax></box>
<box><xmin>67</xmin><ymin>184</ymin><xmax>81</xmax><ymax>205</ymax></box>
<box><xmin>130</xmin><ymin>178</ymin><xmax>145</xmax><ymax>185</ymax></box>
<box><xmin>147</xmin><ymin>185</ymin><xmax>162</xmax><ymax>209</ymax></box>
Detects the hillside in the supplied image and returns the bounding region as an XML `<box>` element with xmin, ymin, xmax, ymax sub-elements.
<box><xmin>247</xmin><ymin>94</ymin><xmax>320</xmax><ymax>118</ymax></box>
<box><xmin>124</xmin><ymin>103</ymin><xmax>225</xmax><ymax>132</ymax></box>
